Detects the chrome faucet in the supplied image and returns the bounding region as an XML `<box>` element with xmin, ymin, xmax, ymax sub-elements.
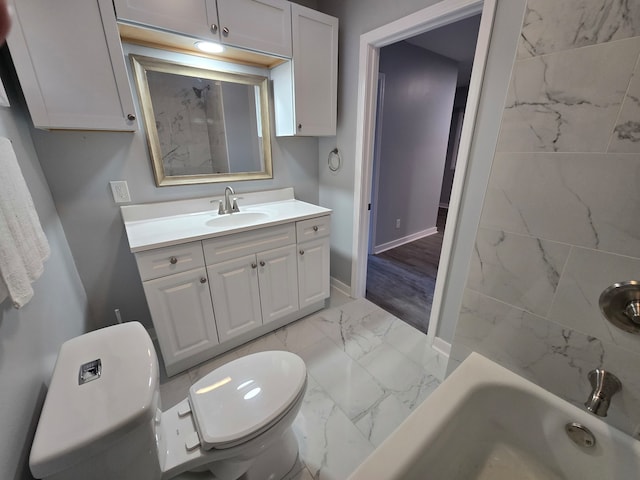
<box><xmin>218</xmin><ymin>186</ymin><xmax>240</xmax><ymax>215</ymax></box>
<box><xmin>584</xmin><ymin>369</ymin><xmax>621</xmax><ymax>417</ymax></box>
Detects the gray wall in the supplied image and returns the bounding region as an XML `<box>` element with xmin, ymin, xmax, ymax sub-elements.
<box><xmin>317</xmin><ymin>0</ymin><xmax>448</xmax><ymax>286</ymax></box>
<box><xmin>316</xmin><ymin>0</ymin><xmax>528</xmax><ymax>345</ymax></box>
<box><xmin>450</xmin><ymin>0</ymin><xmax>640</xmax><ymax>437</ymax></box>
<box><xmin>27</xmin><ymin>70</ymin><xmax>319</xmax><ymax>332</ymax></box>
<box><xmin>0</xmin><ymin>52</ymin><xmax>88</xmax><ymax>479</ymax></box>
<box><xmin>374</xmin><ymin>42</ymin><xmax>457</xmax><ymax>248</ymax></box>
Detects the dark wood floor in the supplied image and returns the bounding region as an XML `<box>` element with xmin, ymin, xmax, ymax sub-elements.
<box><xmin>365</xmin><ymin>208</ymin><xmax>447</xmax><ymax>333</ymax></box>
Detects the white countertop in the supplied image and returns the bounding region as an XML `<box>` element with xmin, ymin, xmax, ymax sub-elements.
<box><xmin>121</xmin><ymin>188</ymin><xmax>331</xmax><ymax>252</ymax></box>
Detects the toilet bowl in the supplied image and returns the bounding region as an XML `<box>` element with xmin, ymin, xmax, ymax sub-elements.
<box><xmin>29</xmin><ymin>322</ymin><xmax>307</xmax><ymax>480</ymax></box>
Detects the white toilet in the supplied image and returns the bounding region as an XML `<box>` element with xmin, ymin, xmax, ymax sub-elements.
<box><xmin>29</xmin><ymin>322</ymin><xmax>307</xmax><ymax>480</ymax></box>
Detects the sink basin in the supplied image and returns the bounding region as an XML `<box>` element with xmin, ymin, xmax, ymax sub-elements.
<box><xmin>205</xmin><ymin>211</ymin><xmax>270</xmax><ymax>228</ymax></box>
<box><xmin>349</xmin><ymin>353</ymin><xmax>640</xmax><ymax>480</ymax></box>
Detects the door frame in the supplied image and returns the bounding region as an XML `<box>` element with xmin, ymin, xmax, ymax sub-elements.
<box><xmin>350</xmin><ymin>0</ymin><xmax>497</xmax><ymax>347</ymax></box>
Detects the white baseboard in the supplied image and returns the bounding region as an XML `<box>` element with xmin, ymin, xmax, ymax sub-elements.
<box><xmin>330</xmin><ymin>276</ymin><xmax>352</xmax><ymax>297</ymax></box>
<box><xmin>373</xmin><ymin>227</ymin><xmax>438</xmax><ymax>255</ymax></box>
<box><xmin>432</xmin><ymin>336</ymin><xmax>451</xmax><ymax>358</ymax></box>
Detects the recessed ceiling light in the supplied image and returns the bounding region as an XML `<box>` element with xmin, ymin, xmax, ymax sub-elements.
<box><xmin>194</xmin><ymin>41</ymin><xmax>224</xmax><ymax>53</ymax></box>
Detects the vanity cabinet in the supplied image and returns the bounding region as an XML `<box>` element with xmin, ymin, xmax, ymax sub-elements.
<box><xmin>296</xmin><ymin>217</ymin><xmax>331</xmax><ymax>308</ymax></box>
<box><xmin>203</xmin><ymin>223</ymin><xmax>299</xmax><ymax>342</ymax></box>
<box><xmin>272</xmin><ymin>4</ymin><xmax>338</xmax><ymax>136</ymax></box>
<box><xmin>6</xmin><ymin>0</ymin><xmax>137</xmax><ymax>131</ymax></box>
<box><xmin>142</xmin><ymin>268</ymin><xmax>220</xmax><ymax>368</ymax></box>
<box><xmin>257</xmin><ymin>245</ymin><xmax>299</xmax><ymax>322</ymax></box>
<box><xmin>207</xmin><ymin>254</ymin><xmax>263</xmax><ymax>343</ymax></box>
<box><xmin>135</xmin><ymin>241</ymin><xmax>220</xmax><ymax>372</ymax></box>
<box><xmin>132</xmin><ymin>210</ymin><xmax>331</xmax><ymax>376</ymax></box>
<box><xmin>114</xmin><ymin>0</ymin><xmax>292</xmax><ymax>57</ymax></box>
<box><xmin>207</xmin><ymin>244</ymin><xmax>299</xmax><ymax>343</ymax></box>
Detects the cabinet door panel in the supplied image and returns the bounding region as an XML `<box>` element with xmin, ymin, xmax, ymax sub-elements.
<box><xmin>208</xmin><ymin>254</ymin><xmax>262</xmax><ymax>342</ymax></box>
<box><xmin>7</xmin><ymin>0</ymin><xmax>137</xmax><ymax>130</ymax></box>
<box><xmin>298</xmin><ymin>237</ymin><xmax>330</xmax><ymax>309</ymax></box>
<box><xmin>291</xmin><ymin>4</ymin><xmax>338</xmax><ymax>135</ymax></box>
<box><xmin>217</xmin><ymin>0</ymin><xmax>291</xmax><ymax>57</ymax></box>
<box><xmin>113</xmin><ymin>0</ymin><xmax>218</xmax><ymax>40</ymax></box>
<box><xmin>143</xmin><ymin>268</ymin><xmax>218</xmax><ymax>367</ymax></box>
<box><xmin>258</xmin><ymin>245</ymin><xmax>299</xmax><ymax>323</ymax></box>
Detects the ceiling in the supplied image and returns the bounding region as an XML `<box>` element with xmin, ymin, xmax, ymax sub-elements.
<box><xmin>406</xmin><ymin>14</ymin><xmax>481</xmax><ymax>87</ymax></box>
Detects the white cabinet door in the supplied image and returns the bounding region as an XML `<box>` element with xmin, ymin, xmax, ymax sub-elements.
<box><xmin>297</xmin><ymin>237</ymin><xmax>330</xmax><ymax>309</ymax></box>
<box><xmin>208</xmin><ymin>254</ymin><xmax>262</xmax><ymax>342</ymax></box>
<box><xmin>217</xmin><ymin>0</ymin><xmax>291</xmax><ymax>57</ymax></box>
<box><xmin>6</xmin><ymin>0</ymin><xmax>137</xmax><ymax>131</ymax></box>
<box><xmin>292</xmin><ymin>4</ymin><xmax>338</xmax><ymax>136</ymax></box>
<box><xmin>273</xmin><ymin>4</ymin><xmax>338</xmax><ymax>136</ymax></box>
<box><xmin>143</xmin><ymin>268</ymin><xmax>219</xmax><ymax>368</ymax></box>
<box><xmin>114</xmin><ymin>0</ymin><xmax>290</xmax><ymax>57</ymax></box>
<box><xmin>113</xmin><ymin>0</ymin><xmax>219</xmax><ymax>41</ymax></box>
<box><xmin>258</xmin><ymin>245</ymin><xmax>299</xmax><ymax>324</ymax></box>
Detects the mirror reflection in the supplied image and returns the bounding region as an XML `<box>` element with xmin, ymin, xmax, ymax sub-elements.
<box><xmin>131</xmin><ymin>55</ymin><xmax>273</xmax><ymax>186</ymax></box>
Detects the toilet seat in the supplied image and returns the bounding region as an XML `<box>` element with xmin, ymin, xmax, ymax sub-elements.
<box><xmin>187</xmin><ymin>351</ymin><xmax>307</xmax><ymax>450</ymax></box>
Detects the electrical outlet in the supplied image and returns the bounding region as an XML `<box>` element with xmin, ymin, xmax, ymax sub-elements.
<box><xmin>396</xmin><ymin>218</ymin><xmax>401</xmax><ymax>229</ymax></box>
<box><xmin>110</xmin><ymin>181</ymin><xmax>131</xmax><ymax>203</ymax></box>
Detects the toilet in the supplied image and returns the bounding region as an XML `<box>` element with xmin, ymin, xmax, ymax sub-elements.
<box><xmin>29</xmin><ymin>322</ymin><xmax>307</xmax><ymax>480</ymax></box>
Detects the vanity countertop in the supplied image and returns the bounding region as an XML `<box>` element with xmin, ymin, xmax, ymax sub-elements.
<box><xmin>121</xmin><ymin>188</ymin><xmax>331</xmax><ymax>252</ymax></box>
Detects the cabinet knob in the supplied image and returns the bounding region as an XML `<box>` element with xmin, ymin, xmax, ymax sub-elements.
<box><xmin>251</xmin><ymin>262</ymin><xmax>257</xmax><ymax>269</ymax></box>
<box><xmin>169</xmin><ymin>256</ymin><xmax>178</xmax><ymax>265</ymax></box>
<box><xmin>200</xmin><ymin>277</ymin><xmax>207</xmax><ymax>284</ymax></box>
<box><xmin>259</xmin><ymin>260</ymin><xmax>266</xmax><ymax>267</ymax></box>
<box><xmin>210</xmin><ymin>24</ymin><xmax>218</xmax><ymax>34</ymax></box>
<box><xmin>222</xmin><ymin>27</ymin><xmax>229</xmax><ymax>37</ymax></box>
<box><xmin>313</xmin><ymin>225</ymin><xmax>319</xmax><ymax>232</ymax></box>
<box><xmin>299</xmin><ymin>249</ymin><xmax>305</xmax><ymax>256</ymax></box>
<box><xmin>297</xmin><ymin>123</ymin><xmax>302</xmax><ymax>130</ymax></box>
<box><xmin>127</xmin><ymin>114</ymin><xmax>136</xmax><ymax>121</ymax></box>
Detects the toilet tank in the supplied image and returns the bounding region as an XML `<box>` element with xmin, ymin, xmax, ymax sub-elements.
<box><xmin>30</xmin><ymin>322</ymin><xmax>162</xmax><ymax>480</ymax></box>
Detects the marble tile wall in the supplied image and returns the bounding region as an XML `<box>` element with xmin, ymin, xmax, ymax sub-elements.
<box><xmin>451</xmin><ymin>0</ymin><xmax>640</xmax><ymax>436</ymax></box>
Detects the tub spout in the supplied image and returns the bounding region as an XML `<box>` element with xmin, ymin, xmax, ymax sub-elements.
<box><xmin>585</xmin><ymin>369</ymin><xmax>621</xmax><ymax>417</ymax></box>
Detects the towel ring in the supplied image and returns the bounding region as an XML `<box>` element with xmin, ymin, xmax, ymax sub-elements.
<box><xmin>328</xmin><ymin>148</ymin><xmax>341</xmax><ymax>172</ymax></box>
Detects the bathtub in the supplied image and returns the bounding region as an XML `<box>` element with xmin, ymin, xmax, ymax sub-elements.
<box><xmin>348</xmin><ymin>352</ymin><xmax>640</xmax><ymax>479</ymax></box>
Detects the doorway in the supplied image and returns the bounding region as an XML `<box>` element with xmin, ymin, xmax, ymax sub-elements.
<box><xmin>364</xmin><ymin>17</ymin><xmax>481</xmax><ymax>333</ymax></box>
<box><xmin>351</xmin><ymin>0</ymin><xmax>498</xmax><ymax>350</ymax></box>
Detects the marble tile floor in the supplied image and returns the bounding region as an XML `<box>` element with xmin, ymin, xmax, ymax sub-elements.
<box><xmin>158</xmin><ymin>288</ymin><xmax>447</xmax><ymax>480</ymax></box>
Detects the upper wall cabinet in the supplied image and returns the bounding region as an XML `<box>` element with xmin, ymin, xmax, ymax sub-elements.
<box><xmin>114</xmin><ymin>0</ymin><xmax>292</xmax><ymax>58</ymax></box>
<box><xmin>113</xmin><ymin>0</ymin><xmax>217</xmax><ymax>40</ymax></box>
<box><xmin>6</xmin><ymin>0</ymin><xmax>137</xmax><ymax>131</ymax></box>
<box><xmin>216</xmin><ymin>0</ymin><xmax>292</xmax><ymax>58</ymax></box>
<box><xmin>272</xmin><ymin>4</ymin><xmax>338</xmax><ymax>136</ymax></box>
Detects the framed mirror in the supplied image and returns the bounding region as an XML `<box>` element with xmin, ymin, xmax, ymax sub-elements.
<box><xmin>130</xmin><ymin>55</ymin><xmax>272</xmax><ymax>186</ymax></box>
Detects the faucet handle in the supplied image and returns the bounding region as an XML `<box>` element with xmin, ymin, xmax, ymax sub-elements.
<box><xmin>232</xmin><ymin>198</ymin><xmax>240</xmax><ymax>213</ymax></box>
<box><xmin>217</xmin><ymin>200</ymin><xmax>224</xmax><ymax>215</ymax></box>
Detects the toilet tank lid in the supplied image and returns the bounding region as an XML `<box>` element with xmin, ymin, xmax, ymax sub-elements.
<box><xmin>189</xmin><ymin>350</ymin><xmax>306</xmax><ymax>448</ymax></box>
<box><xmin>29</xmin><ymin>322</ymin><xmax>159</xmax><ymax>479</ymax></box>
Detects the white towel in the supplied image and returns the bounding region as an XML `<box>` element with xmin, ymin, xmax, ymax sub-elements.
<box><xmin>0</xmin><ymin>137</ymin><xmax>50</xmax><ymax>308</ymax></box>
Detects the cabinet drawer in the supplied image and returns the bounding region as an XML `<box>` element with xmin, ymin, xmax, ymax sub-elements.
<box><xmin>296</xmin><ymin>215</ymin><xmax>330</xmax><ymax>242</ymax></box>
<box><xmin>135</xmin><ymin>241</ymin><xmax>204</xmax><ymax>281</ymax></box>
<box><xmin>203</xmin><ymin>223</ymin><xmax>295</xmax><ymax>265</ymax></box>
